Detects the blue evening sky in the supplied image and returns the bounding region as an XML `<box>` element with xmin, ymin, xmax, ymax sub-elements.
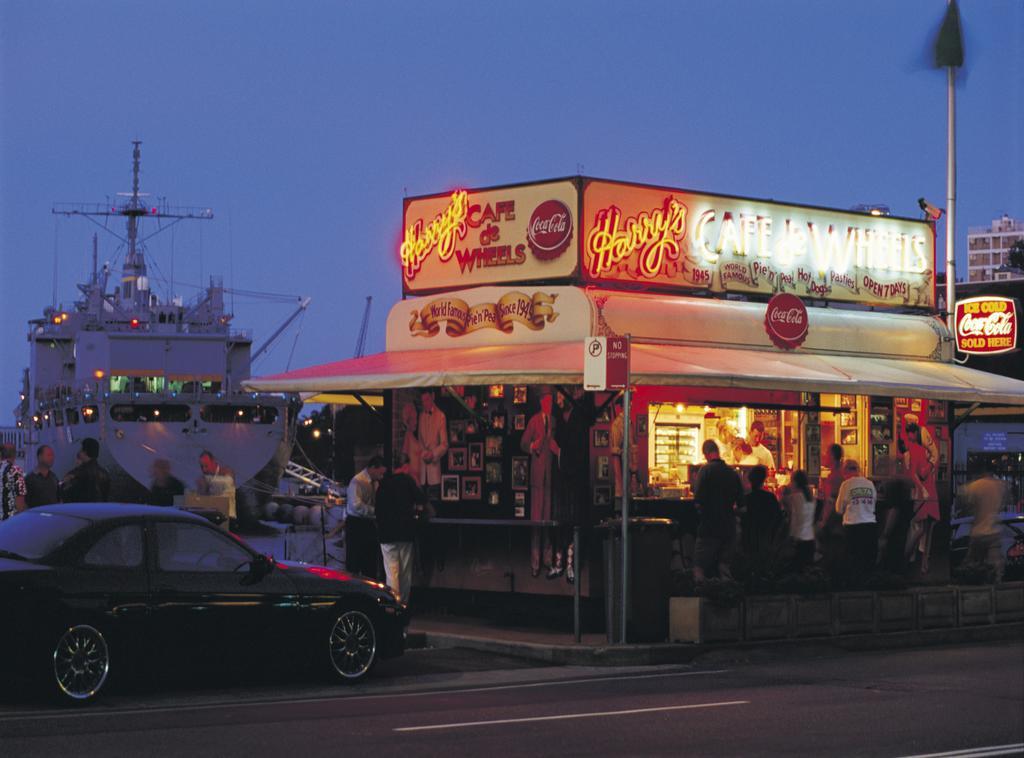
<box><xmin>1</xmin><ymin>0</ymin><xmax>1021</xmax><ymax>408</ymax></box>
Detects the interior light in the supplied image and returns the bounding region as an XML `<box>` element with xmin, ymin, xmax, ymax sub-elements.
<box><xmin>675</xmin><ymin>403</ymin><xmax>684</xmax><ymax>414</ymax></box>
<box><xmin>237</xmin><ymin>409</ymin><xmax>245</xmax><ymax>416</ymax></box>
<box><xmin>153</xmin><ymin>409</ymin><xmax>160</xmax><ymax>417</ymax></box>
<box><xmin>94</xmin><ymin>370</ymin><xmax>105</xmax><ymax>379</ymax></box>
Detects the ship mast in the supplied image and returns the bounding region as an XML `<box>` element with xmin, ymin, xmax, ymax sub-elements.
<box><xmin>52</xmin><ymin>141</ymin><xmax>214</xmax><ymax>310</ymax></box>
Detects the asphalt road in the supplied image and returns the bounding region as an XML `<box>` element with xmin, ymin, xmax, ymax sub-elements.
<box><xmin>0</xmin><ymin>642</ymin><xmax>1021</xmax><ymax>758</ymax></box>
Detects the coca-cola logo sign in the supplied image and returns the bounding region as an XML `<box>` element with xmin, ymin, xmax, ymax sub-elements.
<box><xmin>764</xmin><ymin>293</ymin><xmax>809</xmax><ymax>350</ymax></box>
<box><xmin>527</xmin><ymin>199</ymin><xmax>573</xmax><ymax>261</ymax></box>
<box><xmin>955</xmin><ymin>296</ymin><xmax>1018</xmax><ymax>355</ymax></box>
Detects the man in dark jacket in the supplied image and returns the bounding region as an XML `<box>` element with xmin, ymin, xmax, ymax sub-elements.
<box><xmin>25</xmin><ymin>445</ymin><xmax>61</xmax><ymax>508</ymax></box>
<box><xmin>376</xmin><ymin>457</ymin><xmax>426</xmax><ymax>605</ymax></box>
<box><xmin>693</xmin><ymin>440</ymin><xmax>743</xmax><ymax>581</ymax></box>
<box><xmin>62</xmin><ymin>438</ymin><xmax>111</xmax><ymax>503</ymax></box>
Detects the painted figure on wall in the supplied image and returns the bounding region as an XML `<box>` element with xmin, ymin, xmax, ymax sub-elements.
<box><xmin>521</xmin><ymin>387</ymin><xmax>560</xmax><ymax>576</ymax></box>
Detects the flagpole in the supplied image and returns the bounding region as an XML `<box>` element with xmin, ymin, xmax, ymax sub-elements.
<box><xmin>944</xmin><ymin>0</ymin><xmax>957</xmax><ymax>333</ymax></box>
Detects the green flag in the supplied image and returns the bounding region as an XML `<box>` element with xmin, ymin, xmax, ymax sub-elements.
<box><xmin>935</xmin><ymin>0</ymin><xmax>965</xmax><ymax>68</ymax></box>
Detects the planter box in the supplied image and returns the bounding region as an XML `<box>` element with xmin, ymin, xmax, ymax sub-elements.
<box><xmin>916</xmin><ymin>587</ymin><xmax>957</xmax><ymax>629</ymax></box>
<box><xmin>668</xmin><ymin>597</ymin><xmax>702</xmax><ymax>643</ymax></box>
<box><xmin>745</xmin><ymin>595</ymin><xmax>792</xmax><ymax>640</ymax></box>
<box><xmin>834</xmin><ymin>592</ymin><xmax>876</xmax><ymax>634</ymax></box>
<box><xmin>994</xmin><ymin>582</ymin><xmax>1024</xmax><ymax>622</ymax></box>
<box><xmin>877</xmin><ymin>592</ymin><xmax>916</xmax><ymax>632</ymax></box>
<box><xmin>701</xmin><ymin>602</ymin><xmax>743</xmax><ymax>642</ymax></box>
<box><xmin>957</xmin><ymin>586</ymin><xmax>994</xmax><ymax>626</ymax></box>
<box><xmin>792</xmin><ymin>595</ymin><xmax>832</xmax><ymax>637</ymax></box>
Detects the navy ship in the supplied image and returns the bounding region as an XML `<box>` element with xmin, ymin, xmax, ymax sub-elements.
<box><xmin>15</xmin><ymin>142</ymin><xmax>304</xmax><ymax>526</ymax></box>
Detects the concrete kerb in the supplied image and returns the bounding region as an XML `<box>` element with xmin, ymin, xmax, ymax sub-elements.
<box><xmin>415</xmin><ymin>622</ymin><xmax>1024</xmax><ymax>667</ymax></box>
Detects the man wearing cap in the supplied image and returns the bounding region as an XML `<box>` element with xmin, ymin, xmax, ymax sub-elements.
<box><xmin>62</xmin><ymin>438</ymin><xmax>111</xmax><ymax>503</ymax></box>
<box><xmin>0</xmin><ymin>442</ymin><xmax>27</xmax><ymax>519</ymax></box>
<box><xmin>521</xmin><ymin>387</ymin><xmax>560</xmax><ymax>577</ymax></box>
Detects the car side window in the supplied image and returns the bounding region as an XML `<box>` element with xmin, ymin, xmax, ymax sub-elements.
<box><xmin>155</xmin><ymin>522</ymin><xmax>252</xmax><ymax>573</ymax></box>
<box><xmin>82</xmin><ymin>525</ymin><xmax>144</xmax><ymax>568</ymax></box>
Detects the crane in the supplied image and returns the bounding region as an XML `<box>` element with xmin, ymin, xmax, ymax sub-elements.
<box><xmin>353</xmin><ymin>296</ymin><xmax>372</xmax><ymax>358</ymax></box>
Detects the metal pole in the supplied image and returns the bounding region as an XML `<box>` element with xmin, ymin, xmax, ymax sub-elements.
<box><xmin>620</xmin><ymin>334</ymin><xmax>631</xmax><ymax>645</ymax></box>
<box><xmin>573</xmin><ymin>526</ymin><xmax>581</xmax><ymax>643</ymax></box>
<box><xmin>945</xmin><ymin>54</ymin><xmax>957</xmax><ymax>333</ymax></box>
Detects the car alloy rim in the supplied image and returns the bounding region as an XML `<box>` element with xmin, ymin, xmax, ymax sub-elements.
<box><xmin>328</xmin><ymin>610</ymin><xmax>376</xmax><ymax>679</ymax></box>
<box><xmin>53</xmin><ymin>624</ymin><xmax>110</xmax><ymax>700</ymax></box>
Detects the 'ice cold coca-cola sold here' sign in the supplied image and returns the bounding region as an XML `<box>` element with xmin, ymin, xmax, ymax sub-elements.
<box><xmin>955</xmin><ymin>296</ymin><xmax>1018</xmax><ymax>355</ymax></box>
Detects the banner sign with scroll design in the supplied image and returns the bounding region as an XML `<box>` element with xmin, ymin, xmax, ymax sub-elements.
<box><xmin>409</xmin><ymin>291</ymin><xmax>560</xmax><ymax>338</ymax></box>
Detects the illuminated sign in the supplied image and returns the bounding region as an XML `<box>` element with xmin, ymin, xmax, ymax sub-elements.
<box><xmin>402</xmin><ymin>180</ymin><xmax>578</xmax><ymax>293</ymax></box>
<box><xmin>764</xmin><ymin>293</ymin><xmax>809</xmax><ymax>350</ymax></box>
<box><xmin>954</xmin><ymin>296</ymin><xmax>1018</xmax><ymax>355</ymax></box>
<box><xmin>581</xmin><ymin>180</ymin><xmax>936</xmax><ymax>308</ymax></box>
<box><xmin>408</xmin><ymin>291</ymin><xmax>560</xmax><ymax>339</ymax></box>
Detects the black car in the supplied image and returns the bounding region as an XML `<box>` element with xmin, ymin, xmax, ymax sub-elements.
<box><xmin>0</xmin><ymin>503</ymin><xmax>407</xmax><ymax>702</ymax></box>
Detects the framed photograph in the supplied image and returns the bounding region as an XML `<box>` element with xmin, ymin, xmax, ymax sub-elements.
<box><xmin>447</xmin><ymin>447</ymin><xmax>467</xmax><ymax>471</ymax></box>
<box><xmin>468</xmin><ymin>442</ymin><xmax>483</xmax><ymax>471</ymax></box>
<box><xmin>596</xmin><ymin>455</ymin><xmax>611</xmax><ymax>481</ymax></box>
<box><xmin>513</xmin><ymin>385</ymin><xmax>528</xmax><ymax>405</ymax></box>
<box><xmin>488</xmin><ymin>384</ymin><xmax>505</xmax><ymax>399</ymax></box>
<box><xmin>511</xmin><ymin>456</ymin><xmax>529</xmax><ymax>490</ymax></box>
<box><xmin>514</xmin><ymin>491</ymin><xmax>526</xmax><ymax>517</ymax></box>
<box><xmin>462</xmin><ymin>476</ymin><xmax>482</xmax><ymax>500</ymax></box>
<box><xmin>485</xmin><ymin>461</ymin><xmax>502</xmax><ymax>484</ymax></box>
<box><xmin>840</xmin><ymin>394</ymin><xmax>856</xmax><ymax>407</ymax></box>
<box><xmin>491</xmin><ymin>410</ymin><xmax>506</xmax><ymax>431</ymax></box>
<box><xmin>637</xmin><ymin>416</ymin><xmax>648</xmax><ymax>437</ymax></box>
<box><xmin>485</xmin><ymin>435</ymin><xmax>503</xmax><ymax>458</ymax></box>
<box><xmin>840</xmin><ymin>428</ymin><xmax>858</xmax><ymax>446</ymax></box>
<box><xmin>513</xmin><ymin>413</ymin><xmax>527</xmax><ymax>431</ymax></box>
<box><xmin>441</xmin><ymin>475</ymin><xmax>460</xmax><ymax>502</ymax></box>
<box><xmin>449</xmin><ymin>420</ymin><xmax>467</xmax><ymax>445</ymax></box>
<box><xmin>593</xmin><ymin>428</ymin><xmax>610</xmax><ymax>448</ymax></box>
<box><xmin>488</xmin><ymin>490</ymin><xmax>500</xmax><ymax>507</ymax></box>
<box><xmin>594</xmin><ymin>486</ymin><xmax>612</xmax><ymax>507</ymax></box>
<box><xmin>598</xmin><ymin>400</ymin><xmax>612</xmax><ymax>423</ymax></box>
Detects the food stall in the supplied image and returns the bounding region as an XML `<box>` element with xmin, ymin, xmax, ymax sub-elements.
<box><xmin>245</xmin><ymin>176</ymin><xmax>1024</xmax><ymax>604</ymax></box>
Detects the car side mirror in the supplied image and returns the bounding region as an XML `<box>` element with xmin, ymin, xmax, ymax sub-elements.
<box><xmin>246</xmin><ymin>554</ymin><xmax>273</xmax><ymax>580</ymax></box>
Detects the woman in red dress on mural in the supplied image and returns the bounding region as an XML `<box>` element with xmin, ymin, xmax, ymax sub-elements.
<box><xmin>903</xmin><ymin>420</ymin><xmax>939</xmax><ymax>575</ymax></box>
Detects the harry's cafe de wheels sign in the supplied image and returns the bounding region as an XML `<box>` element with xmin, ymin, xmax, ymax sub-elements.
<box><xmin>400</xmin><ymin>177</ymin><xmax>936</xmax><ymax>309</ymax></box>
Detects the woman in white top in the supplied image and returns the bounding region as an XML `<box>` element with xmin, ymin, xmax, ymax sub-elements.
<box><xmin>783</xmin><ymin>469</ymin><xmax>817</xmax><ymax>571</ymax></box>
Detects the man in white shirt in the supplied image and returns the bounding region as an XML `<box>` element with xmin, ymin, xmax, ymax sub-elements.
<box><xmin>345</xmin><ymin>456</ymin><xmax>387</xmax><ymax>579</ymax></box>
<box><xmin>835</xmin><ymin>459</ymin><xmax>877</xmax><ymax>578</ymax></box>
<box><xmin>749</xmin><ymin>421</ymin><xmax>776</xmax><ymax>469</ymax></box>
<box><xmin>416</xmin><ymin>390</ymin><xmax>448</xmax><ymax>500</ymax></box>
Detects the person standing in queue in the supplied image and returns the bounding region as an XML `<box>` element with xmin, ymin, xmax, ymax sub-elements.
<box><xmin>963</xmin><ymin>468</ymin><xmax>1009</xmax><ymax>582</ymax></box>
<box><xmin>521</xmin><ymin>387</ymin><xmax>560</xmax><ymax>578</ymax></box>
<box><xmin>835</xmin><ymin>459</ymin><xmax>877</xmax><ymax>582</ymax></box>
<box><xmin>346</xmin><ymin>455</ymin><xmax>386</xmax><ymax>579</ymax></box>
<box><xmin>0</xmin><ymin>442</ymin><xmax>27</xmax><ymax>519</ymax></box>
<box><xmin>741</xmin><ymin>464</ymin><xmax>782</xmax><ymax>558</ymax></box>
<box><xmin>62</xmin><ymin>438</ymin><xmax>111</xmax><ymax>503</ymax></box>
<box><xmin>693</xmin><ymin>440</ymin><xmax>743</xmax><ymax>582</ymax></box>
<box><xmin>555</xmin><ymin>387</ymin><xmax>593</xmax><ymax>584</ymax></box>
<box><xmin>25</xmin><ymin>445</ymin><xmax>61</xmax><ymax>508</ymax></box>
<box><xmin>149</xmin><ymin>459</ymin><xmax>185</xmax><ymax>506</ymax></box>
<box><xmin>376</xmin><ymin>456</ymin><xmax>427</xmax><ymax>605</ymax></box>
<box><xmin>782</xmin><ymin>470</ymin><xmax>817</xmax><ymax>572</ymax></box>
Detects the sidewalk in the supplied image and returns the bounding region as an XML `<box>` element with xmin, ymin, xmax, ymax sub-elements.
<box><xmin>409</xmin><ymin>614</ymin><xmax>1024</xmax><ymax>666</ymax></box>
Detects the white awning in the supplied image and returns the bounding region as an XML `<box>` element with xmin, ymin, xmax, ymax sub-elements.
<box><xmin>245</xmin><ymin>342</ymin><xmax>1024</xmax><ymax>405</ymax></box>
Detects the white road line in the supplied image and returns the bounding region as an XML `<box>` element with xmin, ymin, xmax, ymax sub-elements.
<box><xmin>394</xmin><ymin>699</ymin><xmax>750</xmax><ymax>733</ymax></box>
<box><xmin>894</xmin><ymin>745</ymin><xmax>1024</xmax><ymax>758</ymax></box>
<box><xmin>0</xmin><ymin>668</ymin><xmax>730</xmax><ymax>723</ymax></box>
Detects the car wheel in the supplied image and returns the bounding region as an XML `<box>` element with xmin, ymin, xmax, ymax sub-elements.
<box><xmin>327</xmin><ymin>609</ymin><xmax>377</xmax><ymax>682</ymax></box>
<box><xmin>52</xmin><ymin>624</ymin><xmax>110</xmax><ymax>702</ymax></box>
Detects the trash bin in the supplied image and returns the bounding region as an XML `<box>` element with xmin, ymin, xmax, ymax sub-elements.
<box><xmin>600</xmin><ymin>517</ymin><xmax>674</xmax><ymax>643</ymax></box>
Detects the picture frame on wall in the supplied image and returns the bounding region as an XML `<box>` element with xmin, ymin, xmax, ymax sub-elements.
<box><xmin>511</xmin><ymin>456</ymin><xmax>529</xmax><ymax>490</ymax></box>
<box><xmin>513</xmin><ymin>385</ymin><xmax>528</xmax><ymax>405</ymax></box>
<box><xmin>447</xmin><ymin>447</ymin><xmax>467</xmax><ymax>471</ymax></box>
<box><xmin>840</xmin><ymin>428</ymin><xmax>858</xmax><ymax>446</ymax></box>
<box><xmin>491</xmin><ymin>410</ymin><xmax>506</xmax><ymax>431</ymax></box>
<box><xmin>488</xmin><ymin>385</ymin><xmax>505</xmax><ymax>399</ymax></box>
<box><xmin>462</xmin><ymin>476</ymin><xmax>481</xmax><ymax>500</ymax></box>
<box><xmin>468</xmin><ymin>442</ymin><xmax>483</xmax><ymax>471</ymax></box>
<box><xmin>449</xmin><ymin>420</ymin><xmax>467</xmax><ymax>445</ymax></box>
<box><xmin>513</xmin><ymin>491</ymin><xmax>526</xmax><ymax>517</ymax></box>
<box><xmin>441</xmin><ymin>475</ymin><xmax>460</xmax><ymax>502</ymax></box>
<box><xmin>485</xmin><ymin>462</ymin><xmax>502</xmax><ymax>484</ymax></box>
<box><xmin>594</xmin><ymin>486</ymin><xmax>612</xmax><ymax>507</ymax></box>
<box><xmin>637</xmin><ymin>416</ymin><xmax>648</xmax><ymax>437</ymax></box>
<box><xmin>596</xmin><ymin>455</ymin><xmax>610</xmax><ymax>481</ymax></box>
<box><xmin>488</xmin><ymin>490</ymin><xmax>500</xmax><ymax>507</ymax></box>
<box><xmin>514</xmin><ymin>413</ymin><xmax>526</xmax><ymax>431</ymax></box>
<box><xmin>593</xmin><ymin>428</ymin><xmax>610</xmax><ymax>448</ymax></box>
<box><xmin>485</xmin><ymin>435</ymin><xmax>503</xmax><ymax>457</ymax></box>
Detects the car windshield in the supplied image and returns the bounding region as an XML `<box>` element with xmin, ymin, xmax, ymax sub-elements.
<box><xmin>0</xmin><ymin>512</ymin><xmax>90</xmax><ymax>561</ymax></box>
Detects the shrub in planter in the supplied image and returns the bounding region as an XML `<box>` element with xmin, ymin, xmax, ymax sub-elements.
<box><xmin>953</xmin><ymin>561</ymin><xmax>997</xmax><ymax>586</ymax></box>
<box><xmin>696</xmin><ymin>578</ymin><xmax>745</xmax><ymax>607</ymax></box>
<box><xmin>775</xmin><ymin>568</ymin><xmax>831</xmax><ymax>596</ymax></box>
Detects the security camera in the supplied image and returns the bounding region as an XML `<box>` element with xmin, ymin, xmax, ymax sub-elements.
<box><xmin>917</xmin><ymin>198</ymin><xmax>944</xmax><ymax>221</ymax></box>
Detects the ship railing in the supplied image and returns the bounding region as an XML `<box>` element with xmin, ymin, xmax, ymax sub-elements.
<box><xmin>284</xmin><ymin>461</ymin><xmax>343</xmax><ymax>496</ymax></box>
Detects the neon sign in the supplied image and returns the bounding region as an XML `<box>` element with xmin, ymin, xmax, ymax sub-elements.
<box><xmin>955</xmin><ymin>297</ymin><xmax>1018</xmax><ymax>355</ymax></box>
<box><xmin>400</xmin><ymin>190</ymin><xmax>469</xmax><ymax>279</ymax></box>
<box><xmin>586</xmin><ymin>197</ymin><xmax>688</xmax><ymax>278</ymax></box>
